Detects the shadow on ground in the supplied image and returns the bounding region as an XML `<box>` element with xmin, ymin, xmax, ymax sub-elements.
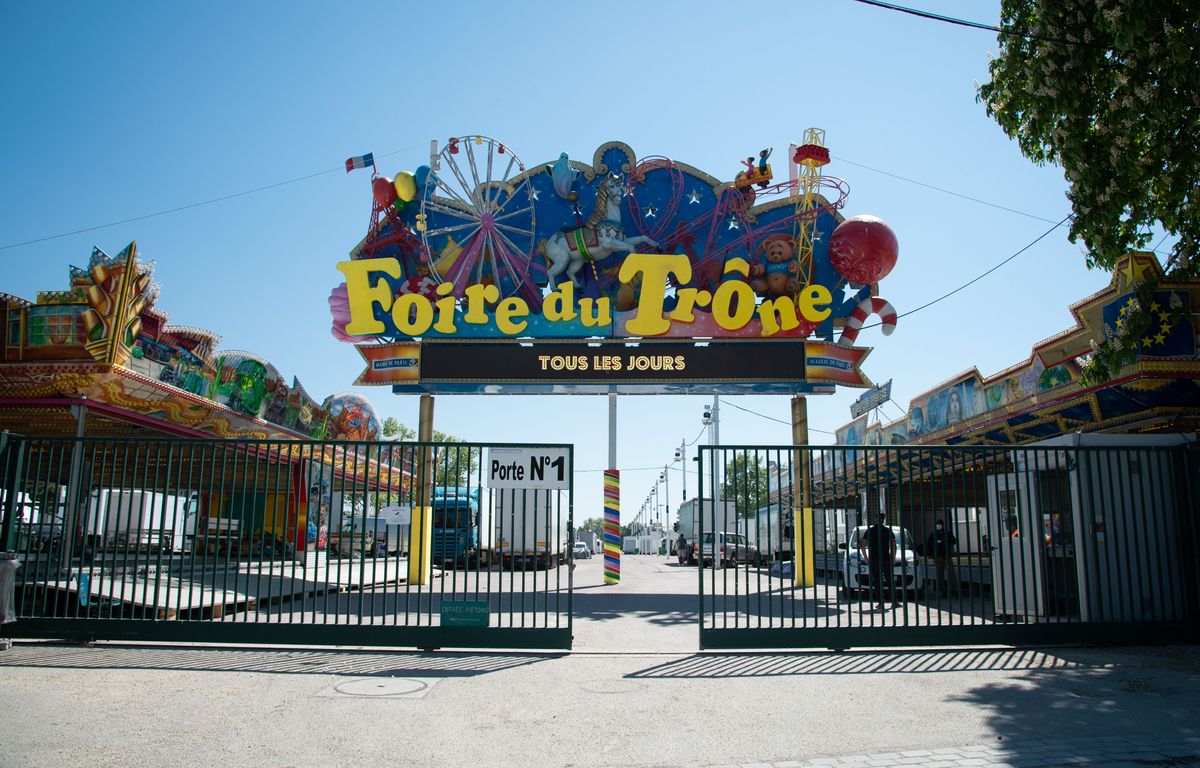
<box><xmin>626</xmin><ymin>647</ymin><xmax>1099</xmax><ymax>678</ymax></box>
<box><xmin>0</xmin><ymin>643</ymin><xmax>554</xmax><ymax>677</ymax></box>
<box><xmin>950</xmin><ymin>645</ymin><xmax>1200</xmax><ymax>746</ymax></box>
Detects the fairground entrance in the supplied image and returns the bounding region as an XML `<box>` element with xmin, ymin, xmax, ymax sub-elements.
<box><xmin>695</xmin><ymin>442</ymin><xmax>1200</xmax><ymax>650</ymax></box>
<box><xmin>0</xmin><ymin>435</ymin><xmax>573</xmax><ymax>651</ymax></box>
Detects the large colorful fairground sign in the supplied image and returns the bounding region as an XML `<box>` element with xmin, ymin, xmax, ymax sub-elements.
<box><xmin>330</xmin><ymin>132</ymin><xmax>901</xmax><ymax>394</ymax></box>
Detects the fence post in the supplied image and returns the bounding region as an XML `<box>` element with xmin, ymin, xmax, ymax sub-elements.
<box><xmin>0</xmin><ymin>434</ymin><xmax>25</xmax><ymax>551</ymax></box>
<box><xmin>407</xmin><ymin>394</ymin><xmax>435</xmax><ymax>585</ymax></box>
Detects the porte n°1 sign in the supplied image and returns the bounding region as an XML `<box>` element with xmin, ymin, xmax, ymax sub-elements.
<box><xmin>487</xmin><ymin>447</ymin><xmax>571</xmax><ymax>490</ymax></box>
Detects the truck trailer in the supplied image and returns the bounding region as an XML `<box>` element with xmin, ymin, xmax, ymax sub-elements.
<box><xmin>675</xmin><ymin>497</ymin><xmax>737</xmax><ymax>565</ymax></box>
<box><xmin>495</xmin><ymin>489</ymin><xmax>568</xmax><ymax>569</ymax></box>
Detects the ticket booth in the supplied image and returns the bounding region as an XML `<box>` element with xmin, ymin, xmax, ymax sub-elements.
<box><xmin>985</xmin><ymin>433</ymin><xmax>1192</xmax><ymax>623</ymax></box>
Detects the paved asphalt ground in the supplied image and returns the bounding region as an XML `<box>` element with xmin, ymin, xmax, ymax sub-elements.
<box><xmin>2</xmin><ymin>555</ymin><xmax>1198</xmax><ymax>768</ymax></box>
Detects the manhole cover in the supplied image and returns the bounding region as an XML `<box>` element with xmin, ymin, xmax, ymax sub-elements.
<box><xmin>579</xmin><ymin>680</ymin><xmax>646</xmax><ymax>694</ymax></box>
<box><xmin>333</xmin><ymin>678</ymin><xmax>429</xmax><ymax>698</ymax></box>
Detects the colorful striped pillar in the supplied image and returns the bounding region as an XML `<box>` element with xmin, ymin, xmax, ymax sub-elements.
<box><xmin>603</xmin><ymin>469</ymin><xmax>620</xmax><ymax>584</ymax></box>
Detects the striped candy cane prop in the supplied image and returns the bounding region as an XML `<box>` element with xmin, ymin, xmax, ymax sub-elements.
<box><xmin>603</xmin><ymin>470</ymin><xmax>621</xmax><ymax>584</ymax></box>
<box><xmin>837</xmin><ymin>296</ymin><xmax>897</xmax><ymax>347</ymax></box>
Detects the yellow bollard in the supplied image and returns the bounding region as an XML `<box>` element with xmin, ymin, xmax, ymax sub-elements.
<box><xmin>407</xmin><ymin>505</ymin><xmax>433</xmax><ymax>585</ymax></box>
<box><xmin>794</xmin><ymin>506</ymin><xmax>815</xmax><ymax>587</ymax></box>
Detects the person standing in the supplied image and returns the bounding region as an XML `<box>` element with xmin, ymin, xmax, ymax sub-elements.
<box><xmin>676</xmin><ymin>533</ymin><xmax>689</xmax><ymax>565</ymax></box>
<box><xmin>860</xmin><ymin>512</ymin><xmax>897</xmax><ymax>608</ymax></box>
<box><xmin>925</xmin><ymin>519</ymin><xmax>960</xmax><ymax>598</ymax></box>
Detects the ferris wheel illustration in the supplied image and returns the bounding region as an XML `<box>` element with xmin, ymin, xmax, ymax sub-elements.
<box><xmin>418</xmin><ymin>135</ymin><xmax>541</xmax><ymax>306</ymax></box>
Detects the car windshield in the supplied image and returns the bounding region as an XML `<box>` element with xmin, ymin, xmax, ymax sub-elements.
<box><xmin>701</xmin><ymin>532</ymin><xmax>715</xmax><ymax>544</ymax></box>
<box><xmin>849</xmin><ymin>526</ymin><xmax>913</xmax><ymax>548</ymax></box>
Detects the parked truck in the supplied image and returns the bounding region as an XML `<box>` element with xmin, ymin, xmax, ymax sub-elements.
<box><xmin>494</xmin><ymin>489</ymin><xmax>568</xmax><ymax>569</ymax></box>
<box><xmin>675</xmin><ymin>497</ymin><xmax>737</xmax><ymax>565</ymax></box>
<box><xmin>431</xmin><ymin>486</ymin><xmax>495</xmax><ymax>568</ymax></box>
<box><xmin>575</xmin><ymin>529</ymin><xmax>600</xmax><ymax>556</ymax></box>
<box><xmin>85</xmin><ymin>489</ymin><xmax>197</xmax><ymax>553</ymax></box>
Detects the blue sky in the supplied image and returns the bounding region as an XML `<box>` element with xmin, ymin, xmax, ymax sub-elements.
<box><xmin>0</xmin><ymin>2</ymin><xmax>1134</xmax><ymax>527</ymax></box>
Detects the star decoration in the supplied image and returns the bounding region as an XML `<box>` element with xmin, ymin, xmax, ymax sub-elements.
<box><xmin>1161</xmin><ymin>322</ymin><xmax>1171</xmax><ymax>334</ymax></box>
<box><xmin>841</xmin><ymin>282</ymin><xmax>861</xmax><ymax>303</ymax></box>
<box><xmin>1154</xmin><ymin>332</ymin><xmax>1166</xmax><ymax>344</ymax></box>
<box><xmin>1119</xmin><ymin>304</ymin><xmax>1129</xmax><ymax>317</ymax></box>
<box><xmin>531</xmin><ymin>189</ymin><xmax>540</xmax><ymax>201</ymax></box>
<box><xmin>1150</xmin><ymin>301</ymin><xmax>1161</xmax><ymax>312</ymax></box>
<box><xmin>687</xmin><ymin>190</ymin><xmax>701</xmax><ymax>205</ymax></box>
<box><xmin>644</xmin><ymin>205</ymin><xmax>657</xmax><ymax>219</ymax></box>
<box><xmin>1116</xmin><ymin>318</ymin><xmax>1125</xmax><ymax>331</ymax></box>
<box><xmin>1142</xmin><ymin>337</ymin><xmax>1153</xmax><ymax>348</ymax></box>
<box><xmin>728</xmin><ymin>217</ymin><xmax>740</xmax><ymax>231</ymax></box>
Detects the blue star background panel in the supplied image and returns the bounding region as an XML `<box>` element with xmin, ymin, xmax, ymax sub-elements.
<box><xmin>1102</xmin><ymin>291</ymin><xmax>1196</xmax><ymax>358</ymax></box>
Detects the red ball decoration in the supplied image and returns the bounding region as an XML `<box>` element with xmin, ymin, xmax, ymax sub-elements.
<box><xmin>829</xmin><ymin>214</ymin><xmax>898</xmax><ymax>285</ymax></box>
<box><xmin>372</xmin><ymin>177</ymin><xmax>398</xmax><ymax>208</ymax></box>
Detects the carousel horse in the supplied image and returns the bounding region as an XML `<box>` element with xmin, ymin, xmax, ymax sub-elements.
<box><xmin>540</xmin><ymin>174</ymin><xmax>658</xmax><ymax>288</ymax></box>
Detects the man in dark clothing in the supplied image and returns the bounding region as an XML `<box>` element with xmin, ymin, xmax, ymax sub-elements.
<box><xmin>925</xmin><ymin>519</ymin><xmax>960</xmax><ymax>597</ymax></box>
<box><xmin>676</xmin><ymin>533</ymin><xmax>688</xmax><ymax>565</ymax></box>
<box><xmin>860</xmin><ymin>513</ymin><xmax>897</xmax><ymax>607</ymax></box>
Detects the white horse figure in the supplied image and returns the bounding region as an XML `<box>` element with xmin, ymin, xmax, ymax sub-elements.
<box><xmin>540</xmin><ymin>174</ymin><xmax>658</xmax><ymax>288</ymax></box>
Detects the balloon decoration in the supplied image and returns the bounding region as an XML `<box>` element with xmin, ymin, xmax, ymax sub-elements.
<box><xmin>372</xmin><ymin>176</ymin><xmax>398</xmax><ymax>208</ymax></box>
<box><xmin>829</xmin><ymin>214</ymin><xmax>898</xmax><ymax>285</ymax></box>
<box><xmin>393</xmin><ymin>171</ymin><xmax>417</xmax><ymax>203</ymax></box>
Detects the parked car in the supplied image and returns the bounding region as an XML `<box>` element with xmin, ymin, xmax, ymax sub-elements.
<box><xmin>572</xmin><ymin>542</ymin><xmax>591</xmax><ymax>560</ymax></box>
<box><xmin>699</xmin><ymin>531</ymin><xmax>762</xmax><ymax>567</ymax></box>
<box><xmin>838</xmin><ymin>525</ymin><xmax>924</xmax><ymax>598</ymax></box>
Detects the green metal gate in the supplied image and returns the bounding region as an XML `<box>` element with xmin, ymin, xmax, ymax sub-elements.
<box><xmin>0</xmin><ymin>434</ymin><xmax>573</xmax><ymax>650</ymax></box>
<box><xmin>696</xmin><ymin>442</ymin><xmax>1200</xmax><ymax>650</ymax></box>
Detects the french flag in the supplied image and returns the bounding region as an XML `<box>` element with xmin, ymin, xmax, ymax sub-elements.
<box><xmin>345</xmin><ymin>153</ymin><xmax>374</xmax><ymax>173</ymax></box>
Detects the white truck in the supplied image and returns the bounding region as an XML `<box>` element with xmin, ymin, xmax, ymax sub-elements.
<box><xmin>575</xmin><ymin>529</ymin><xmax>600</xmax><ymax>555</ymax></box>
<box><xmin>494</xmin><ymin>489</ymin><xmax>568</xmax><ymax>569</ymax></box>
<box><xmin>85</xmin><ymin>489</ymin><xmax>197</xmax><ymax>553</ymax></box>
<box><xmin>676</xmin><ymin>497</ymin><xmax>737</xmax><ymax>565</ymax></box>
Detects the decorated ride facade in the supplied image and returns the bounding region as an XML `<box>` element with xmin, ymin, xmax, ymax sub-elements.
<box><xmin>331</xmin><ymin>131</ymin><xmax>901</xmax><ymax>395</ymax></box>
<box><xmin>832</xmin><ymin>252</ymin><xmax>1199</xmax><ymax>448</ymax></box>
<box><xmin>1</xmin><ymin>242</ymin><xmax>382</xmax><ymax>441</ymax></box>
<box><xmin>1</xmin><ymin>243</ymin><xmax>397</xmax><ymax>558</ymax></box>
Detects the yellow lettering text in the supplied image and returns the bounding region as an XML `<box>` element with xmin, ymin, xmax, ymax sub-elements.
<box><xmin>543</xmin><ymin>282</ymin><xmax>578</xmax><ymax>322</ymax></box>
<box><xmin>620</xmin><ymin>253</ymin><xmax>692</xmax><ymax>335</ymax></box>
<box><xmin>798</xmin><ymin>285</ymin><xmax>833</xmax><ymax>323</ymax></box>
<box><xmin>757</xmin><ymin>296</ymin><xmax>801</xmax><ymax>337</ymax></box>
<box><xmin>433</xmin><ymin>282</ymin><xmax>457</xmax><ymax>333</ymax></box>
<box><xmin>336</xmin><ymin>258</ymin><xmax>401</xmax><ymax>335</ymax></box>
<box><xmin>391</xmin><ymin>294</ymin><xmax>434</xmax><ymax>336</ymax></box>
<box><xmin>463</xmin><ymin>284</ymin><xmax>500</xmax><ymax>324</ymax></box>
<box><xmin>579</xmin><ymin>297</ymin><xmax>612</xmax><ymax>328</ymax></box>
<box><xmin>495</xmin><ymin>297</ymin><xmax>530</xmax><ymax>335</ymax></box>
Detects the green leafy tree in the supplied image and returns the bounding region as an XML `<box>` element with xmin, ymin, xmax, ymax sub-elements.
<box><xmin>432</xmin><ymin>433</ymin><xmax>480</xmax><ymax>487</ymax></box>
<box><xmin>720</xmin><ymin>454</ymin><xmax>770</xmax><ymax>519</ymax></box>
<box><xmin>978</xmin><ymin>1</ymin><xmax>1198</xmax><ymax>380</ymax></box>
<box><xmin>381</xmin><ymin>417</ymin><xmax>415</xmax><ymax>440</ymax></box>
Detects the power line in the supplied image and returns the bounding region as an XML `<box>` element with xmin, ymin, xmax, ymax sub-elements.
<box><xmin>0</xmin><ymin>144</ymin><xmax>424</xmax><ymax>252</ymax></box>
<box><xmin>720</xmin><ymin>399</ymin><xmax>837</xmax><ymax>435</ymax></box>
<box><xmin>846</xmin><ymin>0</ymin><xmax>1110</xmax><ymax>50</ymax></box>
<box><xmin>860</xmin><ymin>214</ymin><xmax>1073</xmax><ymax>330</ymax></box>
<box><xmin>832</xmin><ymin>156</ymin><xmax>1062</xmax><ymax>225</ymax></box>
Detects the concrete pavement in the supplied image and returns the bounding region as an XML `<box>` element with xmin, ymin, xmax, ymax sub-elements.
<box><xmin>0</xmin><ymin>555</ymin><xmax>1197</xmax><ymax>768</ymax></box>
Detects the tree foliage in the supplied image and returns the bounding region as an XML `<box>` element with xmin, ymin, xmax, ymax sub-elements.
<box><xmin>979</xmin><ymin>1</ymin><xmax>1199</xmax><ymax>272</ymax></box>
<box><xmin>720</xmin><ymin>454</ymin><xmax>770</xmax><ymax>519</ymax></box>
<box><xmin>978</xmin><ymin>2</ymin><xmax>1199</xmax><ymax>380</ymax></box>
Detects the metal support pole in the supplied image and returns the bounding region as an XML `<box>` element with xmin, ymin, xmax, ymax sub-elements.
<box><xmin>791</xmin><ymin>396</ymin><xmax>814</xmax><ymax>587</ymax></box>
<box><xmin>712</xmin><ymin>396</ymin><xmax>721</xmax><ymax>502</ymax></box>
<box><xmin>604</xmin><ymin>393</ymin><xmax>620</xmax><ymax>584</ymax></box>
<box><xmin>408</xmin><ymin>394</ymin><xmax>435</xmax><ymax>585</ymax></box>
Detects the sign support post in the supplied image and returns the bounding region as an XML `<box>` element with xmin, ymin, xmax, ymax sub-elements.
<box><xmin>408</xmin><ymin>394</ymin><xmax>435</xmax><ymax>585</ymax></box>
<box><xmin>604</xmin><ymin>393</ymin><xmax>620</xmax><ymax>584</ymax></box>
<box><xmin>791</xmin><ymin>396</ymin><xmax>814</xmax><ymax>587</ymax></box>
